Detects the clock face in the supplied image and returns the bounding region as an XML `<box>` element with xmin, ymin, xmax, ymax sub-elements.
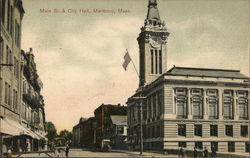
<box><xmin>150</xmin><ymin>36</ymin><xmax>162</xmax><ymax>48</ymax></box>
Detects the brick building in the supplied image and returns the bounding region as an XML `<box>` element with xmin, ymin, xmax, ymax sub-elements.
<box><xmin>94</xmin><ymin>104</ymin><xmax>127</xmax><ymax>148</ymax></box>
<box><xmin>72</xmin><ymin>117</ymin><xmax>96</xmax><ymax>148</ymax></box>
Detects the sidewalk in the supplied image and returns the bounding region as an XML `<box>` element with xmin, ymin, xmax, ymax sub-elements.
<box><xmin>111</xmin><ymin>149</ymin><xmax>178</xmax><ymax>157</ymax></box>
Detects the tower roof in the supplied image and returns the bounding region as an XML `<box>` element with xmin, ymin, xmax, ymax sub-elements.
<box><xmin>146</xmin><ymin>0</ymin><xmax>161</xmax><ymax>20</ymax></box>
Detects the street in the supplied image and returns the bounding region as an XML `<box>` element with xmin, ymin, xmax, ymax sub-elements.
<box><xmin>13</xmin><ymin>149</ymin><xmax>178</xmax><ymax>158</ymax></box>
<box><xmin>12</xmin><ymin>148</ymin><xmax>250</xmax><ymax>158</ymax></box>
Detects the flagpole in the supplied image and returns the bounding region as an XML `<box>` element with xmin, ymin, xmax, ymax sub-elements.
<box><xmin>126</xmin><ymin>49</ymin><xmax>139</xmax><ymax>78</ymax></box>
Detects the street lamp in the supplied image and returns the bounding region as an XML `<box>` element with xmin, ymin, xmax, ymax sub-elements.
<box><xmin>133</xmin><ymin>86</ymin><xmax>146</xmax><ymax>155</ymax></box>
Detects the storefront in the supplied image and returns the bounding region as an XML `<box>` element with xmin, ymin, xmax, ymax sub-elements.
<box><xmin>0</xmin><ymin>117</ymin><xmax>47</xmax><ymax>156</ymax></box>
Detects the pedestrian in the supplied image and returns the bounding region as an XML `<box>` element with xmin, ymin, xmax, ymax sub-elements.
<box><xmin>193</xmin><ymin>147</ymin><xmax>198</xmax><ymax>158</ymax></box>
<box><xmin>179</xmin><ymin>146</ymin><xmax>184</xmax><ymax>158</ymax></box>
<box><xmin>65</xmin><ymin>144</ymin><xmax>69</xmax><ymax>158</ymax></box>
<box><xmin>211</xmin><ymin>146</ymin><xmax>216</xmax><ymax>158</ymax></box>
<box><xmin>7</xmin><ymin>146</ymin><xmax>12</xmax><ymax>158</ymax></box>
<box><xmin>203</xmin><ymin>146</ymin><xmax>208</xmax><ymax>158</ymax></box>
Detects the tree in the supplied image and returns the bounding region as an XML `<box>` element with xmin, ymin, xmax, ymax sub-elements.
<box><xmin>59</xmin><ymin>129</ymin><xmax>73</xmax><ymax>141</ymax></box>
<box><xmin>45</xmin><ymin>121</ymin><xmax>57</xmax><ymax>143</ymax></box>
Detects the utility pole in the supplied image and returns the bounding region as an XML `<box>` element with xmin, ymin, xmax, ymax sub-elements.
<box><xmin>133</xmin><ymin>88</ymin><xmax>146</xmax><ymax>155</ymax></box>
<box><xmin>139</xmin><ymin>96</ymin><xmax>143</xmax><ymax>155</ymax></box>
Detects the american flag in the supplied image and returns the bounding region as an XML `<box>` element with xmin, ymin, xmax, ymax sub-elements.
<box><xmin>122</xmin><ymin>51</ymin><xmax>131</xmax><ymax>71</ymax></box>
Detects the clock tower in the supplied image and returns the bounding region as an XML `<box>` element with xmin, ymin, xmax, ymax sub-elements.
<box><xmin>138</xmin><ymin>0</ymin><xmax>169</xmax><ymax>86</ymax></box>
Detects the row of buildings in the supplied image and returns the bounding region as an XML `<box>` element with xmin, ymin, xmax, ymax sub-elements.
<box><xmin>72</xmin><ymin>104</ymin><xmax>127</xmax><ymax>149</ymax></box>
<box><xmin>0</xmin><ymin>0</ymin><xmax>46</xmax><ymax>156</ymax></box>
<box><xmin>73</xmin><ymin>0</ymin><xmax>249</xmax><ymax>154</ymax></box>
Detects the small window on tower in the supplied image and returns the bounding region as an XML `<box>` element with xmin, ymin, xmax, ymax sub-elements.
<box><xmin>151</xmin><ymin>50</ymin><xmax>154</xmax><ymax>74</ymax></box>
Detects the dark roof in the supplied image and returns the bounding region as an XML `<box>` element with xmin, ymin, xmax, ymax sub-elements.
<box><xmin>165</xmin><ymin>66</ymin><xmax>249</xmax><ymax>79</ymax></box>
<box><xmin>110</xmin><ymin>115</ymin><xmax>127</xmax><ymax>126</ymax></box>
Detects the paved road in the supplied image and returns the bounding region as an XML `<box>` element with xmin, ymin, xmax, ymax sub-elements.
<box><xmin>13</xmin><ymin>149</ymin><xmax>250</xmax><ymax>158</ymax></box>
<box><xmin>13</xmin><ymin>149</ymin><xmax>177</xmax><ymax>157</ymax></box>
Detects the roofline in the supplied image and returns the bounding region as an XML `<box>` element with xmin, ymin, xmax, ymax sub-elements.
<box><xmin>164</xmin><ymin>73</ymin><xmax>250</xmax><ymax>79</ymax></box>
<box><xmin>168</xmin><ymin>66</ymin><xmax>241</xmax><ymax>72</ymax></box>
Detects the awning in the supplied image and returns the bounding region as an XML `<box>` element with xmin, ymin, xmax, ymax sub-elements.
<box><xmin>1</xmin><ymin>117</ymin><xmax>39</xmax><ymax>139</ymax></box>
<box><xmin>0</xmin><ymin>118</ymin><xmax>20</xmax><ymax>136</ymax></box>
<box><xmin>34</xmin><ymin>131</ymin><xmax>47</xmax><ymax>140</ymax></box>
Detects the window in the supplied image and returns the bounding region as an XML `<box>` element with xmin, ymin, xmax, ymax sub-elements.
<box><xmin>211</xmin><ymin>142</ymin><xmax>218</xmax><ymax>151</ymax></box>
<box><xmin>178</xmin><ymin>142</ymin><xmax>186</xmax><ymax>148</ymax></box>
<box><xmin>195</xmin><ymin>142</ymin><xmax>203</xmax><ymax>149</ymax></box>
<box><xmin>8</xmin><ymin>50</ymin><xmax>11</xmax><ymax>70</ymax></box>
<box><xmin>194</xmin><ymin>125</ymin><xmax>202</xmax><ymax>137</ymax></box>
<box><xmin>239</xmin><ymin>103</ymin><xmax>248</xmax><ymax>120</ymax></box>
<box><xmin>0</xmin><ymin>40</ymin><xmax>3</xmax><ymax>63</ymax></box>
<box><xmin>246</xmin><ymin>142</ymin><xmax>250</xmax><ymax>152</ymax></box>
<box><xmin>7</xmin><ymin>0</ymin><xmax>10</xmax><ymax>31</ymax></box>
<box><xmin>152</xmin><ymin>126</ymin><xmax>155</xmax><ymax>138</ymax></box>
<box><xmin>207</xmin><ymin>89</ymin><xmax>217</xmax><ymax>96</ymax></box>
<box><xmin>175</xmin><ymin>88</ymin><xmax>187</xmax><ymax>119</ymax></box>
<box><xmin>159</xmin><ymin>50</ymin><xmax>162</xmax><ymax>74</ymax></box>
<box><xmin>209</xmin><ymin>102</ymin><xmax>218</xmax><ymax>119</ymax></box>
<box><xmin>8</xmin><ymin>85</ymin><xmax>11</xmax><ymax>105</ymax></box>
<box><xmin>177</xmin><ymin>100</ymin><xmax>186</xmax><ymax>118</ymax></box>
<box><xmin>148</xmin><ymin>97</ymin><xmax>152</xmax><ymax>118</ymax></box>
<box><xmin>155</xmin><ymin>50</ymin><xmax>158</xmax><ymax>74</ymax></box>
<box><xmin>12</xmin><ymin>89</ymin><xmax>15</xmax><ymax>109</ymax></box>
<box><xmin>157</xmin><ymin>125</ymin><xmax>160</xmax><ymax>137</ymax></box>
<box><xmin>4</xmin><ymin>82</ymin><xmax>8</xmax><ymax>103</ymax></box>
<box><xmin>147</xmin><ymin>127</ymin><xmax>151</xmax><ymax>138</ymax></box>
<box><xmin>153</xmin><ymin>95</ymin><xmax>156</xmax><ymax>117</ymax></box>
<box><xmin>10</xmin><ymin>6</ymin><xmax>13</xmax><ymax>35</ymax></box>
<box><xmin>158</xmin><ymin>92</ymin><xmax>162</xmax><ymax>116</ymax></box>
<box><xmin>6</xmin><ymin>46</ymin><xmax>8</xmax><ymax>64</ymax></box>
<box><xmin>210</xmin><ymin>125</ymin><xmax>218</xmax><ymax>137</ymax></box>
<box><xmin>192</xmin><ymin>89</ymin><xmax>203</xmax><ymax>119</ymax></box>
<box><xmin>241</xmin><ymin>125</ymin><xmax>248</xmax><ymax>137</ymax></box>
<box><xmin>151</xmin><ymin>50</ymin><xmax>154</xmax><ymax>74</ymax></box>
<box><xmin>237</xmin><ymin>90</ymin><xmax>247</xmax><ymax>97</ymax></box>
<box><xmin>228</xmin><ymin>142</ymin><xmax>235</xmax><ymax>152</ymax></box>
<box><xmin>223</xmin><ymin>90</ymin><xmax>234</xmax><ymax>119</ymax></box>
<box><xmin>117</xmin><ymin>127</ymin><xmax>124</xmax><ymax>135</ymax></box>
<box><xmin>225</xmin><ymin>125</ymin><xmax>233</xmax><ymax>137</ymax></box>
<box><xmin>1</xmin><ymin>0</ymin><xmax>6</xmax><ymax>23</ymax></box>
<box><xmin>193</xmin><ymin>100</ymin><xmax>202</xmax><ymax>119</ymax></box>
<box><xmin>207</xmin><ymin>93</ymin><xmax>218</xmax><ymax>119</ymax></box>
<box><xmin>178</xmin><ymin>124</ymin><xmax>186</xmax><ymax>137</ymax></box>
<box><xmin>237</xmin><ymin>92</ymin><xmax>248</xmax><ymax>120</ymax></box>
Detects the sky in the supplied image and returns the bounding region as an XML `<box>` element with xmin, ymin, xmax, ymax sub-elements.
<box><xmin>21</xmin><ymin>0</ymin><xmax>249</xmax><ymax>132</ymax></box>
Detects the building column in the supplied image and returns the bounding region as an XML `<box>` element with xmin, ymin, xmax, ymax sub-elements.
<box><xmin>233</xmin><ymin>90</ymin><xmax>239</xmax><ymax>120</ymax></box>
<box><xmin>218</xmin><ymin>88</ymin><xmax>223</xmax><ymax>120</ymax></box>
<box><xmin>203</xmin><ymin>89</ymin><xmax>208</xmax><ymax>119</ymax></box>
<box><xmin>188</xmin><ymin>88</ymin><xmax>192</xmax><ymax>119</ymax></box>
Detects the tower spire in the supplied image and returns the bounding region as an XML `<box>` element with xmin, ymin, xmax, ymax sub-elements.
<box><xmin>145</xmin><ymin>0</ymin><xmax>162</xmax><ymax>27</ymax></box>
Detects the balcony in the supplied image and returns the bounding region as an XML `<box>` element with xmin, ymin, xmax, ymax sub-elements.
<box><xmin>22</xmin><ymin>94</ymin><xmax>44</xmax><ymax>108</ymax></box>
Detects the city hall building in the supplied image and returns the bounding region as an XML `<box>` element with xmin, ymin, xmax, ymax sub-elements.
<box><xmin>127</xmin><ymin>0</ymin><xmax>250</xmax><ymax>153</ymax></box>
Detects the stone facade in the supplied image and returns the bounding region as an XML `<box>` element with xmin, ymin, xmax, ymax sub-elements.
<box><xmin>127</xmin><ymin>0</ymin><xmax>250</xmax><ymax>154</ymax></box>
